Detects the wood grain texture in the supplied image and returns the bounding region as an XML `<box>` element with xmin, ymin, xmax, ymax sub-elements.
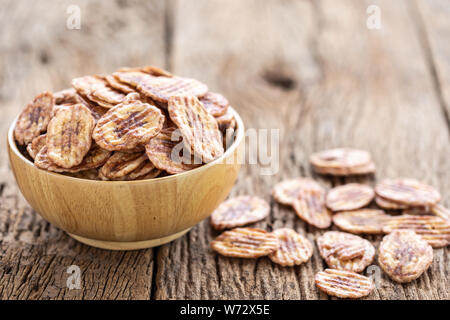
<box><xmin>0</xmin><ymin>0</ymin><xmax>449</xmax><ymax>300</ymax></box>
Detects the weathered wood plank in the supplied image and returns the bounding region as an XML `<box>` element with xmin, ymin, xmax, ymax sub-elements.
<box><xmin>0</xmin><ymin>0</ymin><xmax>167</xmax><ymax>299</ymax></box>
<box><xmin>154</xmin><ymin>0</ymin><xmax>450</xmax><ymax>300</ymax></box>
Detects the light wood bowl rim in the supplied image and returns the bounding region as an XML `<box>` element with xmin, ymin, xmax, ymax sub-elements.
<box><xmin>8</xmin><ymin>107</ymin><xmax>244</xmax><ymax>184</ymax></box>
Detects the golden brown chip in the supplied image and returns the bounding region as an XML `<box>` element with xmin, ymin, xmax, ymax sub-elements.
<box><xmin>105</xmin><ymin>75</ymin><xmax>135</xmax><ymax>94</ymax></box>
<box><xmin>382</xmin><ymin>214</ymin><xmax>450</xmax><ymax>248</ymax></box>
<box><xmin>431</xmin><ymin>204</ymin><xmax>450</xmax><ymax>222</ymax></box>
<box><xmin>310</xmin><ymin>148</ymin><xmax>374</xmax><ymax>176</ymax></box>
<box><xmin>375</xmin><ymin>196</ymin><xmax>408</xmax><ymax>210</ymax></box>
<box><xmin>92</xmin><ymin>100</ymin><xmax>164</xmax><ymax>151</ymax></box>
<box><xmin>99</xmin><ymin>152</ymin><xmax>148</xmax><ymax>180</ymax></box>
<box><xmin>292</xmin><ymin>188</ymin><xmax>332</xmax><ymax>229</ymax></box>
<box><xmin>145</xmin><ymin>127</ymin><xmax>200</xmax><ymax>174</ymax></box>
<box><xmin>272</xmin><ymin>177</ymin><xmax>323</xmax><ymax>206</ymax></box>
<box><xmin>76</xmin><ymin>93</ymin><xmax>109</xmax><ymax>121</ymax></box>
<box><xmin>14</xmin><ymin>92</ymin><xmax>54</xmax><ymax>145</ymax></box>
<box><xmin>26</xmin><ymin>134</ymin><xmax>47</xmax><ymax>160</ymax></box>
<box><xmin>315</xmin><ymin>269</ymin><xmax>374</xmax><ymax>299</ymax></box>
<box><xmin>168</xmin><ymin>96</ymin><xmax>223</xmax><ymax>163</ymax></box>
<box><xmin>117</xmin><ymin>65</ymin><xmax>173</xmax><ymax>78</ymax></box>
<box><xmin>317</xmin><ymin>231</ymin><xmax>375</xmax><ymax>273</ymax></box>
<box><xmin>375</xmin><ymin>178</ymin><xmax>441</xmax><ymax>206</ymax></box>
<box><xmin>35</xmin><ymin>144</ymin><xmax>111</xmax><ymax>173</ymax></box>
<box><xmin>332</xmin><ymin>209</ymin><xmax>391</xmax><ymax>234</ymax></box>
<box><xmin>46</xmin><ymin>104</ymin><xmax>95</xmax><ymax>168</ymax></box>
<box><xmin>326</xmin><ymin>183</ymin><xmax>374</xmax><ymax>212</ymax></box>
<box><xmin>113</xmin><ymin>71</ymin><xmax>152</xmax><ymax>88</ymax></box>
<box><xmin>378</xmin><ymin>230</ymin><xmax>433</xmax><ymax>283</ymax></box>
<box><xmin>199</xmin><ymin>92</ymin><xmax>229</xmax><ymax>117</ymax></box>
<box><xmin>268</xmin><ymin>228</ymin><xmax>313</xmax><ymax>267</ymax></box>
<box><xmin>137</xmin><ymin>76</ymin><xmax>208</xmax><ymax>103</ymax></box>
<box><xmin>211</xmin><ymin>227</ymin><xmax>279</xmax><ymax>258</ymax></box>
<box><xmin>54</xmin><ymin>88</ymin><xmax>80</xmax><ymax>105</ymax></box>
<box><xmin>210</xmin><ymin>196</ymin><xmax>270</xmax><ymax>230</ymax></box>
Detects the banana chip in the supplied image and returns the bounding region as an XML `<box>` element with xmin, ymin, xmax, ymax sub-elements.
<box><xmin>268</xmin><ymin>228</ymin><xmax>313</xmax><ymax>267</ymax></box>
<box><xmin>315</xmin><ymin>269</ymin><xmax>374</xmax><ymax>299</ymax></box>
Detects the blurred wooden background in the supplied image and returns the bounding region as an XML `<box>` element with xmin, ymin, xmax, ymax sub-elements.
<box><xmin>0</xmin><ymin>0</ymin><xmax>449</xmax><ymax>299</ymax></box>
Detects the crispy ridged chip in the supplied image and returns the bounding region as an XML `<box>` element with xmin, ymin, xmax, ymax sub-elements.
<box><xmin>72</xmin><ymin>75</ymin><xmax>126</xmax><ymax>108</ymax></box>
<box><xmin>310</xmin><ymin>148</ymin><xmax>374</xmax><ymax>176</ymax></box>
<box><xmin>93</xmin><ymin>100</ymin><xmax>164</xmax><ymax>151</ymax></box>
<box><xmin>145</xmin><ymin>127</ymin><xmax>200</xmax><ymax>174</ymax></box>
<box><xmin>375</xmin><ymin>196</ymin><xmax>408</xmax><ymax>210</ymax></box>
<box><xmin>14</xmin><ymin>92</ymin><xmax>54</xmax><ymax>145</ymax></box>
<box><xmin>317</xmin><ymin>231</ymin><xmax>375</xmax><ymax>273</ymax></box>
<box><xmin>35</xmin><ymin>144</ymin><xmax>111</xmax><ymax>173</ymax></box>
<box><xmin>99</xmin><ymin>152</ymin><xmax>149</xmax><ymax>180</ymax></box>
<box><xmin>168</xmin><ymin>96</ymin><xmax>223</xmax><ymax>162</ymax></box>
<box><xmin>315</xmin><ymin>269</ymin><xmax>374</xmax><ymax>299</ymax></box>
<box><xmin>431</xmin><ymin>204</ymin><xmax>450</xmax><ymax>222</ymax></box>
<box><xmin>26</xmin><ymin>134</ymin><xmax>47</xmax><ymax>160</ymax></box>
<box><xmin>200</xmin><ymin>92</ymin><xmax>229</xmax><ymax>117</ymax></box>
<box><xmin>105</xmin><ymin>75</ymin><xmax>135</xmax><ymax>94</ymax></box>
<box><xmin>54</xmin><ymin>88</ymin><xmax>80</xmax><ymax>105</ymax></box>
<box><xmin>326</xmin><ymin>183</ymin><xmax>374</xmax><ymax>211</ymax></box>
<box><xmin>272</xmin><ymin>177</ymin><xmax>323</xmax><ymax>206</ymax></box>
<box><xmin>378</xmin><ymin>230</ymin><xmax>433</xmax><ymax>283</ymax></box>
<box><xmin>332</xmin><ymin>209</ymin><xmax>390</xmax><ymax>234</ymax></box>
<box><xmin>117</xmin><ymin>65</ymin><xmax>173</xmax><ymax>78</ymax></box>
<box><xmin>210</xmin><ymin>196</ymin><xmax>270</xmax><ymax>230</ymax></box>
<box><xmin>268</xmin><ymin>228</ymin><xmax>313</xmax><ymax>266</ymax></box>
<box><xmin>375</xmin><ymin>178</ymin><xmax>441</xmax><ymax>206</ymax></box>
<box><xmin>292</xmin><ymin>188</ymin><xmax>332</xmax><ymax>229</ymax></box>
<box><xmin>382</xmin><ymin>214</ymin><xmax>450</xmax><ymax>248</ymax></box>
<box><xmin>211</xmin><ymin>228</ymin><xmax>278</xmax><ymax>258</ymax></box>
<box><xmin>46</xmin><ymin>104</ymin><xmax>95</xmax><ymax>168</ymax></box>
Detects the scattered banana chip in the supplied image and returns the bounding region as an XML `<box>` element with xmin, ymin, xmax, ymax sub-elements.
<box><xmin>14</xmin><ymin>92</ymin><xmax>54</xmax><ymax>145</ymax></box>
<box><xmin>293</xmin><ymin>188</ymin><xmax>332</xmax><ymax>229</ymax></box>
<box><xmin>310</xmin><ymin>148</ymin><xmax>375</xmax><ymax>176</ymax></box>
<box><xmin>375</xmin><ymin>178</ymin><xmax>441</xmax><ymax>206</ymax></box>
<box><xmin>378</xmin><ymin>230</ymin><xmax>433</xmax><ymax>283</ymax></box>
<box><xmin>375</xmin><ymin>196</ymin><xmax>408</xmax><ymax>210</ymax></box>
<box><xmin>315</xmin><ymin>269</ymin><xmax>374</xmax><ymax>299</ymax></box>
<box><xmin>26</xmin><ymin>134</ymin><xmax>47</xmax><ymax>160</ymax></box>
<box><xmin>200</xmin><ymin>92</ymin><xmax>229</xmax><ymax>117</ymax></box>
<box><xmin>93</xmin><ymin>100</ymin><xmax>164</xmax><ymax>151</ymax></box>
<box><xmin>35</xmin><ymin>144</ymin><xmax>111</xmax><ymax>173</ymax></box>
<box><xmin>382</xmin><ymin>214</ymin><xmax>450</xmax><ymax>248</ymax></box>
<box><xmin>272</xmin><ymin>177</ymin><xmax>323</xmax><ymax>206</ymax></box>
<box><xmin>326</xmin><ymin>183</ymin><xmax>374</xmax><ymax>211</ymax></box>
<box><xmin>46</xmin><ymin>104</ymin><xmax>95</xmax><ymax>168</ymax></box>
<box><xmin>268</xmin><ymin>228</ymin><xmax>313</xmax><ymax>267</ymax></box>
<box><xmin>99</xmin><ymin>152</ymin><xmax>149</xmax><ymax>180</ymax></box>
<box><xmin>210</xmin><ymin>196</ymin><xmax>270</xmax><ymax>230</ymax></box>
<box><xmin>168</xmin><ymin>96</ymin><xmax>224</xmax><ymax>163</ymax></box>
<box><xmin>431</xmin><ymin>204</ymin><xmax>450</xmax><ymax>222</ymax></box>
<box><xmin>317</xmin><ymin>231</ymin><xmax>375</xmax><ymax>273</ymax></box>
<box><xmin>211</xmin><ymin>227</ymin><xmax>279</xmax><ymax>258</ymax></box>
<box><xmin>332</xmin><ymin>209</ymin><xmax>391</xmax><ymax>234</ymax></box>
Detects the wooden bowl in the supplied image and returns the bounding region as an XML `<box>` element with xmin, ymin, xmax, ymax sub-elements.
<box><xmin>7</xmin><ymin>108</ymin><xmax>244</xmax><ymax>250</ymax></box>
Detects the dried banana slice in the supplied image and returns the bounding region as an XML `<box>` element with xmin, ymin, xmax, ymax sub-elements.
<box><xmin>310</xmin><ymin>148</ymin><xmax>374</xmax><ymax>176</ymax></box>
<box><xmin>168</xmin><ymin>96</ymin><xmax>223</xmax><ymax>163</ymax></box>
<box><xmin>26</xmin><ymin>134</ymin><xmax>47</xmax><ymax>160</ymax></box>
<box><xmin>210</xmin><ymin>196</ymin><xmax>270</xmax><ymax>230</ymax></box>
<box><xmin>105</xmin><ymin>75</ymin><xmax>135</xmax><ymax>94</ymax></box>
<box><xmin>375</xmin><ymin>178</ymin><xmax>441</xmax><ymax>206</ymax></box>
<box><xmin>326</xmin><ymin>183</ymin><xmax>374</xmax><ymax>211</ymax></box>
<box><xmin>99</xmin><ymin>152</ymin><xmax>148</xmax><ymax>180</ymax></box>
<box><xmin>292</xmin><ymin>188</ymin><xmax>332</xmax><ymax>229</ymax></box>
<box><xmin>145</xmin><ymin>127</ymin><xmax>200</xmax><ymax>174</ymax></box>
<box><xmin>46</xmin><ymin>104</ymin><xmax>95</xmax><ymax>168</ymax></box>
<box><xmin>93</xmin><ymin>100</ymin><xmax>164</xmax><ymax>151</ymax></box>
<box><xmin>14</xmin><ymin>92</ymin><xmax>54</xmax><ymax>145</ymax></box>
<box><xmin>54</xmin><ymin>88</ymin><xmax>80</xmax><ymax>105</ymax></box>
<box><xmin>72</xmin><ymin>75</ymin><xmax>126</xmax><ymax>108</ymax></box>
<box><xmin>332</xmin><ymin>209</ymin><xmax>391</xmax><ymax>234</ymax></box>
<box><xmin>382</xmin><ymin>214</ymin><xmax>450</xmax><ymax>248</ymax></box>
<box><xmin>317</xmin><ymin>231</ymin><xmax>375</xmax><ymax>273</ymax></box>
<box><xmin>315</xmin><ymin>269</ymin><xmax>374</xmax><ymax>299</ymax></box>
<box><xmin>378</xmin><ymin>230</ymin><xmax>433</xmax><ymax>283</ymax></box>
<box><xmin>199</xmin><ymin>92</ymin><xmax>229</xmax><ymax>117</ymax></box>
<box><xmin>211</xmin><ymin>228</ymin><xmax>279</xmax><ymax>258</ymax></box>
<box><xmin>375</xmin><ymin>196</ymin><xmax>408</xmax><ymax>210</ymax></box>
<box><xmin>268</xmin><ymin>228</ymin><xmax>313</xmax><ymax>267</ymax></box>
<box><xmin>272</xmin><ymin>177</ymin><xmax>323</xmax><ymax>206</ymax></box>
<box><xmin>312</xmin><ymin>161</ymin><xmax>376</xmax><ymax>176</ymax></box>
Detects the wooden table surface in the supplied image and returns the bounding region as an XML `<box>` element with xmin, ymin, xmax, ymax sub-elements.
<box><xmin>0</xmin><ymin>0</ymin><xmax>449</xmax><ymax>300</ymax></box>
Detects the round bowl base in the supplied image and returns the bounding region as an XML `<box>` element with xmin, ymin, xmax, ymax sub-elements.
<box><xmin>68</xmin><ymin>228</ymin><xmax>191</xmax><ymax>250</ymax></box>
